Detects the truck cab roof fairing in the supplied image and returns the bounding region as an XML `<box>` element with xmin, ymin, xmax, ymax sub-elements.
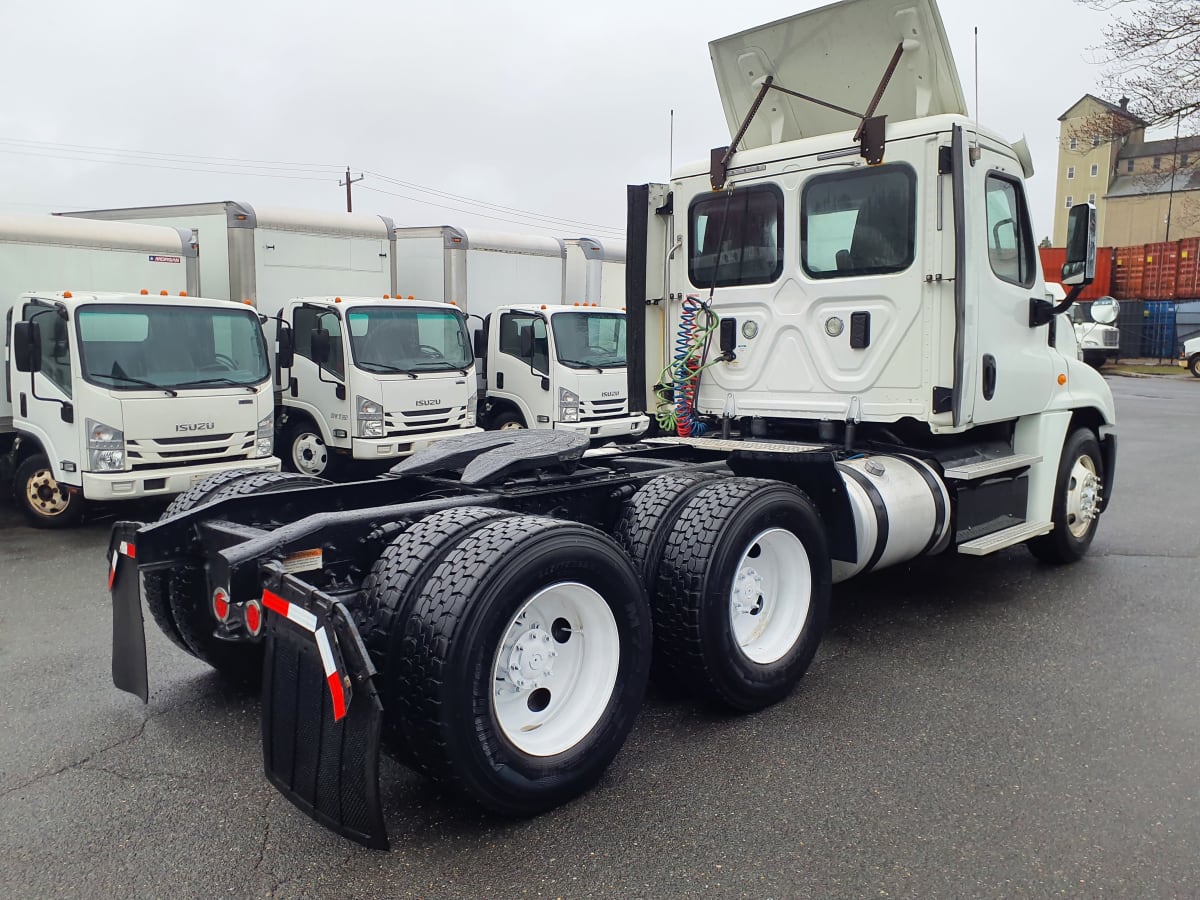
<box><xmin>709</xmin><ymin>0</ymin><xmax>968</xmax><ymax>150</ymax></box>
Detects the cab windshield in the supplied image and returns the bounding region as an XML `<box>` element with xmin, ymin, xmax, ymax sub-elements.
<box><xmin>347</xmin><ymin>306</ymin><xmax>472</xmax><ymax>373</ymax></box>
<box><xmin>77</xmin><ymin>304</ymin><xmax>270</xmax><ymax>391</ymax></box>
<box><xmin>551</xmin><ymin>312</ymin><xmax>627</xmax><ymax>369</ymax></box>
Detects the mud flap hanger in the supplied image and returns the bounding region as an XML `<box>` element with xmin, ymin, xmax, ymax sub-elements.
<box><xmin>709</xmin><ymin>41</ymin><xmax>906</xmax><ymax>190</ymax></box>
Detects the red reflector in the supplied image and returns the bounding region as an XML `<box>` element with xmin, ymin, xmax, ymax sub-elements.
<box><xmin>262</xmin><ymin>591</ymin><xmax>288</xmax><ymax>617</ymax></box>
<box><xmin>212</xmin><ymin>588</ymin><xmax>230</xmax><ymax>623</ymax></box>
<box><xmin>327</xmin><ymin>672</ymin><xmax>347</xmax><ymax>720</ymax></box>
<box><xmin>245</xmin><ymin>599</ymin><xmax>262</xmax><ymax>636</ymax></box>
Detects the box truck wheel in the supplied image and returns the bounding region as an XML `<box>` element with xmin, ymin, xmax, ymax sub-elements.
<box><xmin>1189</xmin><ymin>354</ymin><xmax>1200</xmax><ymax>378</ymax></box>
<box><xmin>15</xmin><ymin>453</ymin><xmax>84</xmax><ymax>528</ymax></box>
<box><xmin>360</xmin><ymin>505</ymin><xmax>514</xmax><ymax>769</ymax></box>
<box><xmin>490</xmin><ymin>410</ymin><xmax>527</xmax><ymax>430</ymax></box>
<box><xmin>153</xmin><ymin>471</ymin><xmax>329</xmax><ymax>680</ymax></box>
<box><xmin>653</xmin><ymin>478</ymin><xmax>831</xmax><ymax>712</ymax></box>
<box><xmin>394</xmin><ymin>515</ymin><xmax>651</xmax><ymax>815</ymax></box>
<box><xmin>284</xmin><ymin>420</ymin><xmax>338</xmax><ymax>478</ymax></box>
<box><xmin>1027</xmin><ymin>428</ymin><xmax>1104</xmax><ymax>564</ymax></box>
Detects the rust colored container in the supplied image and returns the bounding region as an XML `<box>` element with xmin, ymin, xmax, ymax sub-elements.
<box><xmin>1174</xmin><ymin>237</ymin><xmax>1200</xmax><ymax>298</ymax></box>
<box><xmin>1037</xmin><ymin>246</ymin><xmax>1115</xmax><ymax>300</ymax></box>
<box><xmin>1112</xmin><ymin>245</ymin><xmax>1146</xmax><ymax>299</ymax></box>
<box><xmin>1142</xmin><ymin>242</ymin><xmax>1179</xmax><ymax>300</ymax></box>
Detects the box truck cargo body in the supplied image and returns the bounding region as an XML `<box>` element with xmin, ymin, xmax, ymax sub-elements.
<box><xmin>564</xmin><ymin>237</ymin><xmax>626</xmax><ymax>308</ymax></box>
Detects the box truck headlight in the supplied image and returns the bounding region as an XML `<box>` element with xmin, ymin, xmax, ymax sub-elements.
<box><xmin>86</xmin><ymin>419</ymin><xmax>125</xmax><ymax>472</ymax></box>
<box><xmin>256</xmin><ymin>414</ymin><xmax>274</xmax><ymax>458</ymax></box>
<box><xmin>559</xmin><ymin>388</ymin><xmax>580</xmax><ymax>423</ymax></box>
<box><xmin>464</xmin><ymin>403</ymin><xmax>477</xmax><ymax>427</ymax></box>
<box><xmin>357</xmin><ymin>396</ymin><xmax>385</xmax><ymax>438</ymax></box>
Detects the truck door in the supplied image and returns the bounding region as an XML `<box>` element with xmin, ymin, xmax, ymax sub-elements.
<box><xmin>966</xmin><ymin>153</ymin><xmax>1055</xmax><ymax>424</ymax></box>
<box><xmin>492</xmin><ymin>311</ymin><xmax>550</xmax><ymax>426</ymax></box>
<box><xmin>288</xmin><ymin>304</ymin><xmax>347</xmax><ymax>441</ymax></box>
<box><xmin>16</xmin><ymin>301</ymin><xmax>79</xmax><ymax>475</ymax></box>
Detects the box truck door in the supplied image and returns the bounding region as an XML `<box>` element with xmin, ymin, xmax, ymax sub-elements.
<box><xmin>15</xmin><ymin>301</ymin><xmax>79</xmax><ymax>477</ymax></box>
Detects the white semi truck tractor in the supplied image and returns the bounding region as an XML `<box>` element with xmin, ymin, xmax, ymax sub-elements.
<box><xmin>1</xmin><ymin>214</ymin><xmax>278</xmax><ymax>527</ymax></box>
<box><xmin>105</xmin><ymin>0</ymin><xmax>1114</xmax><ymax>850</ymax></box>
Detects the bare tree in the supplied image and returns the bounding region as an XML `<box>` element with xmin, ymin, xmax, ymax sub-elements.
<box><xmin>1080</xmin><ymin>0</ymin><xmax>1200</xmax><ymax>127</ymax></box>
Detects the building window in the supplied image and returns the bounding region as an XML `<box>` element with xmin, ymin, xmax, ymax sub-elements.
<box><xmin>1090</xmin><ymin>164</ymin><xmax>1099</xmax><ymax>177</ymax></box>
<box><xmin>1154</xmin><ymin>157</ymin><xmax>1162</xmax><ymax>170</ymax></box>
<box><xmin>1126</xmin><ymin>159</ymin><xmax>1134</xmax><ymax>173</ymax></box>
<box><xmin>1089</xmin><ymin>193</ymin><xmax>1097</xmax><ymax>204</ymax></box>
<box><xmin>1065</xmin><ymin>196</ymin><xmax>1074</xmax><ymax>208</ymax></box>
<box><xmin>1092</xmin><ymin>135</ymin><xmax>1102</xmax><ymax>147</ymax></box>
<box><xmin>1182</xmin><ymin>154</ymin><xmax>1190</xmax><ymax>168</ymax></box>
<box><xmin>1069</xmin><ymin>137</ymin><xmax>1078</xmax><ymax>150</ymax></box>
<box><xmin>1067</xmin><ymin>166</ymin><xmax>1075</xmax><ymax>179</ymax></box>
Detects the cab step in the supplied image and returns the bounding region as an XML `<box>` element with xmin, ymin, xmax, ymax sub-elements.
<box><xmin>957</xmin><ymin>521</ymin><xmax>1053</xmax><ymax>556</ymax></box>
<box><xmin>942</xmin><ymin>453</ymin><xmax>1041</xmax><ymax>481</ymax></box>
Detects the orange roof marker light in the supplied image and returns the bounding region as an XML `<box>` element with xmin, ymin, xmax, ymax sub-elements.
<box><xmin>383</xmin><ymin>294</ymin><xmax>391</xmax><ymax>299</ymax></box>
<box><xmin>334</xmin><ymin>297</ymin><xmax>342</xmax><ymax>303</ymax></box>
<box><xmin>63</xmin><ymin>291</ymin><xmax>73</xmax><ymax>298</ymax></box>
<box><xmin>179</xmin><ymin>291</ymin><xmax>187</xmax><ymax>297</ymax></box>
<box><xmin>160</xmin><ymin>290</ymin><xmax>169</xmax><ymax>296</ymax></box>
<box><xmin>243</xmin><ymin>299</ymin><xmax>253</xmax><ymax>305</ymax></box>
<box><xmin>408</xmin><ymin>295</ymin><xmax>414</xmax><ymax>299</ymax></box>
<box><xmin>140</xmin><ymin>289</ymin><xmax>149</xmax><ymax>295</ymax></box>
<box><xmin>540</xmin><ymin>304</ymin><xmax>547</xmax><ymax>310</ymax></box>
<box><xmin>448</xmin><ymin>300</ymin><xmax>457</xmax><ymax>306</ymax></box>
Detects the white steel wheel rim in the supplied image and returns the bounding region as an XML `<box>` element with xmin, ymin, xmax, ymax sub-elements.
<box><xmin>291</xmin><ymin>432</ymin><xmax>327</xmax><ymax>476</ymax></box>
<box><xmin>490</xmin><ymin>581</ymin><xmax>620</xmax><ymax>757</ymax></box>
<box><xmin>26</xmin><ymin>467</ymin><xmax>71</xmax><ymax>516</ymax></box>
<box><xmin>1065</xmin><ymin>453</ymin><xmax>1100</xmax><ymax>539</ymax></box>
<box><xmin>729</xmin><ymin>527</ymin><xmax>811</xmax><ymax>664</ymax></box>
<box><xmin>498</xmin><ymin>419</ymin><xmax>526</xmax><ymax>430</ymax></box>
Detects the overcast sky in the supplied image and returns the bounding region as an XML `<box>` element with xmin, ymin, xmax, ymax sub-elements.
<box><xmin>0</xmin><ymin>0</ymin><xmax>1147</xmax><ymax>245</ymax></box>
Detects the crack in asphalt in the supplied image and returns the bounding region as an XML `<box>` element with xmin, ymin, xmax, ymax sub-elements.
<box><xmin>0</xmin><ymin>714</ymin><xmax>153</xmax><ymax>799</ymax></box>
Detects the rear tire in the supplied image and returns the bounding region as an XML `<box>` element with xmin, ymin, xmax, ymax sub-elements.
<box><xmin>653</xmin><ymin>478</ymin><xmax>831</xmax><ymax>712</ymax></box>
<box><xmin>1189</xmin><ymin>354</ymin><xmax>1200</xmax><ymax>378</ymax></box>
<box><xmin>612</xmin><ymin>472</ymin><xmax>724</xmax><ymax>583</ymax></box>
<box><xmin>394</xmin><ymin>516</ymin><xmax>651</xmax><ymax>815</ymax></box>
<box><xmin>14</xmin><ymin>453</ymin><xmax>85</xmax><ymax>529</ymax></box>
<box><xmin>361</xmin><ymin>505</ymin><xmax>514</xmax><ymax>768</ymax></box>
<box><xmin>1027</xmin><ymin>428</ymin><xmax>1103</xmax><ymax>564</ymax></box>
<box><xmin>153</xmin><ymin>470</ymin><xmax>328</xmax><ymax>680</ymax></box>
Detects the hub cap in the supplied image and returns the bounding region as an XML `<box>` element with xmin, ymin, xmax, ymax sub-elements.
<box><xmin>729</xmin><ymin>527</ymin><xmax>811</xmax><ymax>664</ymax></box>
<box><xmin>25</xmin><ymin>467</ymin><xmax>71</xmax><ymax>517</ymax></box>
<box><xmin>291</xmin><ymin>431</ymin><xmax>328</xmax><ymax>476</ymax></box>
<box><xmin>490</xmin><ymin>582</ymin><xmax>620</xmax><ymax>757</ymax></box>
<box><xmin>1066</xmin><ymin>453</ymin><xmax>1101</xmax><ymax>539</ymax></box>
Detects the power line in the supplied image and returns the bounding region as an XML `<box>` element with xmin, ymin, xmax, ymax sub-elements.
<box><xmin>0</xmin><ymin>136</ymin><xmax>625</xmax><ymax>235</ymax></box>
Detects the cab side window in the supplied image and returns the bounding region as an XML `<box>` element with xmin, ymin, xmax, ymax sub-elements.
<box><xmin>498</xmin><ymin>312</ymin><xmax>549</xmax><ymax>373</ymax></box>
<box><xmin>985</xmin><ymin>174</ymin><xmax>1036</xmax><ymax>287</ymax></box>
<box><xmin>24</xmin><ymin>305</ymin><xmax>72</xmax><ymax>396</ymax></box>
<box><xmin>292</xmin><ymin>306</ymin><xmax>345</xmax><ymax>378</ymax></box>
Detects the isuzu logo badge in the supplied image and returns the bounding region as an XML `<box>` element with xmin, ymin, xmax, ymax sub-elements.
<box><xmin>414</xmin><ymin>399</ymin><xmax>439</xmax><ymax>407</ymax></box>
<box><xmin>176</xmin><ymin>422</ymin><xmax>215</xmax><ymax>432</ymax></box>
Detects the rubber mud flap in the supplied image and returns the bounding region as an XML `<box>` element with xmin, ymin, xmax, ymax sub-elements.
<box><xmin>262</xmin><ymin>612</ymin><xmax>388</xmax><ymax>850</ymax></box>
<box><xmin>109</xmin><ymin>522</ymin><xmax>148</xmax><ymax>702</ymax></box>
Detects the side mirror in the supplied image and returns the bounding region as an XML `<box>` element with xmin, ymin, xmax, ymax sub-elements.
<box><xmin>1090</xmin><ymin>295</ymin><xmax>1120</xmax><ymax>325</ymax></box>
<box><xmin>472</xmin><ymin>327</ymin><xmax>486</xmax><ymax>358</ymax></box>
<box><xmin>1062</xmin><ymin>202</ymin><xmax>1097</xmax><ymax>286</ymax></box>
<box><xmin>311</xmin><ymin>327</ymin><xmax>331</xmax><ymax>365</ymax></box>
<box><xmin>519</xmin><ymin>325</ymin><xmax>533</xmax><ymax>358</ymax></box>
<box><xmin>276</xmin><ymin>326</ymin><xmax>295</xmax><ymax>369</ymax></box>
<box><xmin>12</xmin><ymin>321</ymin><xmax>42</xmax><ymax>373</ymax></box>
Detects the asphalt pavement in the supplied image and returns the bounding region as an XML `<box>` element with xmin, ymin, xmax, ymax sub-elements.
<box><xmin>1</xmin><ymin>375</ymin><xmax>1197</xmax><ymax>899</ymax></box>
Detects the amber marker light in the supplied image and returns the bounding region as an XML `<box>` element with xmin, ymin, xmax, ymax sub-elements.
<box><xmin>1057</xmin><ymin>374</ymin><xmax>1068</xmax><ymax>385</ymax></box>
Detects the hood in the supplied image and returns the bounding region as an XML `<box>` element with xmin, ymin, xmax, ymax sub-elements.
<box><xmin>709</xmin><ymin>0</ymin><xmax>967</xmax><ymax>149</ymax></box>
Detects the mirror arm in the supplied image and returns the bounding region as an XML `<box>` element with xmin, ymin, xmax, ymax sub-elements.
<box><xmin>1051</xmin><ymin>283</ymin><xmax>1084</xmax><ymax>317</ymax></box>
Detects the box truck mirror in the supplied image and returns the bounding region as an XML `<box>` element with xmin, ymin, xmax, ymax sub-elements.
<box><xmin>277</xmin><ymin>326</ymin><xmax>295</xmax><ymax>369</ymax></box>
<box><xmin>311</xmin><ymin>327</ymin><xmax>331</xmax><ymax>365</ymax></box>
<box><xmin>473</xmin><ymin>327</ymin><xmax>486</xmax><ymax>359</ymax></box>
<box><xmin>12</xmin><ymin>321</ymin><xmax>42</xmax><ymax>373</ymax></box>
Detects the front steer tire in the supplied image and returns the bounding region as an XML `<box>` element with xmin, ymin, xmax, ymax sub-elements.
<box><xmin>393</xmin><ymin>515</ymin><xmax>652</xmax><ymax>816</ymax></box>
<box><xmin>14</xmin><ymin>453</ymin><xmax>85</xmax><ymax>529</ymax></box>
<box><xmin>1027</xmin><ymin>428</ymin><xmax>1104</xmax><ymax>564</ymax></box>
<box><xmin>653</xmin><ymin>478</ymin><xmax>831</xmax><ymax>712</ymax></box>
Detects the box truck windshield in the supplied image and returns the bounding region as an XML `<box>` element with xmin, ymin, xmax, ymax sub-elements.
<box><xmin>551</xmin><ymin>311</ymin><xmax>627</xmax><ymax>369</ymax></box>
<box><xmin>346</xmin><ymin>307</ymin><xmax>472</xmax><ymax>373</ymax></box>
<box><xmin>77</xmin><ymin>304</ymin><xmax>270</xmax><ymax>391</ymax></box>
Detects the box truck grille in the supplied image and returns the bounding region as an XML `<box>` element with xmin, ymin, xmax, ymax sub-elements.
<box><xmin>1103</xmin><ymin>330</ymin><xmax>1119</xmax><ymax>348</ymax></box>
<box><xmin>127</xmin><ymin>431</ymin><xmax>256</xmax><ymax>468</ymax></box>
<box><xmin>579</xmin><ymin>397</ymin><xmax>629</xmax><ymax>422</ymax></box>
<box><xmin>384</xmin><ymin>405</ymin><xmax>470</xmax><ymax>437</ymax></box>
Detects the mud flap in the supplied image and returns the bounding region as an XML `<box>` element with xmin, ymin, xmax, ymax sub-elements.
<box><xmin>261</xmin><ymin>580</ymin><xmax>388</xmax><ymax>850</ymax></box>
<box><xmin>108</xmin><ymin>522</ymin><xmax>148</xmax><ymax>702</ymax></box>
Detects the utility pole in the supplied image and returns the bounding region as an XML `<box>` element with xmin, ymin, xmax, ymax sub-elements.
<box><xmin>1165</xmin><ymin>111</ymin><xmax>1181</xmax><ymax>242</ymax></box>
<box><xmin>340</xmin><ymin>167</ymin><xmax>363</xmax><ymax>213</ymax></box>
